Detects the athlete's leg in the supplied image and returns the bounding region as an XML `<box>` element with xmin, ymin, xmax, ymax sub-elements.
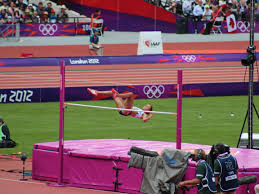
<box><xmin>95</xmin><ymin>90</ymin><xmax>112</xmax><ymax>96</ymax></box>
<box><xmin>111</xmin><ymin>89</ymin><xmax>134</xmax><ymax>109</ymax></box>
<box><xmin>112</xmin><ymin>89</ymin><xmax>134</xmax><ymax>115</ymax></box>
<box><xmin>88</xmin><ymin>88</ymin><xmax>124</xmax><ymax>110</ymax></box>
<box><xmin>87</xmin><ymin>88</ymin><xmax>113</xmax><ymax>97</ymax></box>
<box><xmin>122</xmin><ymin>92</ymin><xmax>135</xmax><ymax>109</ymax></box>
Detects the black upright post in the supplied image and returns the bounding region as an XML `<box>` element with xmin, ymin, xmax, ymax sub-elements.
<box><xmin>247</xmin><ymin>0</ymin><xmax>255</xmax><ymax>149</ymax></box>
<box><xmin>238</xmin><ymin>0</ymin><xmax>257</xmax><ymax>149</ymax></box>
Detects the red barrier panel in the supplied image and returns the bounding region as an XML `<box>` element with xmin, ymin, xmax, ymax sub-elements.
<box><xmin>67</xmin><ymin>0</ymin><xmax>176</xmax><ymax>23</ymax></box>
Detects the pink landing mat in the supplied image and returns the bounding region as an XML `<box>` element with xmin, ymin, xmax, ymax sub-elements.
<box><xmin>32</xmin><ymin>139</ymin><xmax>259</xmax><ymax>194</ymax></box>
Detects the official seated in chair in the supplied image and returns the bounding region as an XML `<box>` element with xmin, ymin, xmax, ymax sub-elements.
<box><xmin>0</xmin><ymin>117</ymin><xmax>16</xmax><ymax>148</ymax></box>
<box><xmin>89</xmin><ymin>29</ymin><xmax>103</xmax><ymax>56</ymax></box>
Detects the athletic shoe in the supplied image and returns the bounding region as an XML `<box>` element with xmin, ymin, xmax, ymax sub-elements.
<box><xmin>87</xmin><ymin>88</ymin><xmax>98</xmax><ymax>96</ymax></box>
<box><xmin>112</xmin><ymin>88</ymin><xmax>119</xmax><ymax>99</ymax></box>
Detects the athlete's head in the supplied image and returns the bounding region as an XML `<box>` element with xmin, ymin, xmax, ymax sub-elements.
<box><xmin>143</xmin><ymin>104</ymin><xmax>152</xmax><ymax>114</ymax></box>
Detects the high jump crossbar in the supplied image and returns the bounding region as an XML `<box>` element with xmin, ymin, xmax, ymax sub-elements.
<box><xmin>58</xmin><ymin>60</ymin><xmax>182</xmax><ymax>185</ymax></box>
<box><xmin>64</xmin><ymin>102</ymin><xmax>177</xmax><ymax>115</ymax></box>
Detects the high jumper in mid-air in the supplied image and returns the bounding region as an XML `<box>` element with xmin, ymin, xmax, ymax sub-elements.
<box><xmin>87</xmin><ymin>88</ymin><xmax>153</xmax><ymax>123</ymax></box>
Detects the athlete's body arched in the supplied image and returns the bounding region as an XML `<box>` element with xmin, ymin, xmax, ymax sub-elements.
<box><xmin>87</xmin><ymin>88</ymin><xmax>153</xmax><ymax>122</ymax></box>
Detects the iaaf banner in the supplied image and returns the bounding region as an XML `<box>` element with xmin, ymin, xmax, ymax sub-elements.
<box><xmin>137</xmin><ymin>31</ymin><xmax>163</xmax><ymax>55</ymax></box>
<box><xmin>0</xmin><ymin>83</ymin><xmax>258</xmax><ymax>103</ymax></box>
<box><xmin>0</xmin><ymin>53</ymin><xmax>258</xmax><ymax>67</ymax></box>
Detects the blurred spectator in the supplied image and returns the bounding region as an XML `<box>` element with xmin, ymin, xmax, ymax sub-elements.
<box><xmin>255</xmin><ymin>3</ymin><xmax>259</xmax><ymax>15</ymax></box>
<box><xmin>219</xmin><ymin>0</ymin><xmax>227</xmax><ymax>6</ymax></box>
<box><xmin>49</xmin><ymin>9</ymin><xmax>57</xmax><ymax>23</ymax></box>
<box><xmin>45</xmin><ymin>2</ymin><xmax>52</xmax><ymax>16</ymax></box>
<box><xmin>210</xmin><ymin>0</ymin><xmax>219</xmax><ymax>6</ymax></box>
<box><xmin>192</xmin><ymin>0</ymin><xmax>199</xmax><ymax>7</ymax></box>
<box><xmin>202</xmin><ymin>4</ymin><xmax>212</xmax><ymax>20</ymax></box>
<box><xmin>31</xmin><ymin>11</ymin><xmax>40</xmax><ymax>23</ymax></box>
<box><xmin>27</xmin><ymin>4</ymin><xmax>34</xmax><ymax>14</ymax></box>
<box><xmin>0</xmin><ymin>8</ymin><xmax>7</xmax><ymax>23</ymax></box>
<box><xmin>91</xmin><ymin>9</ymin><xmax>102</xmax><ymax>21</ymax></box>
<box><xmin>219</xmin><ymin>4</ymin><xmax>228</xmax><ymax>17</ymax></box>
<box><xmin>231</xmin><ymin>0</ymin><xmax>238</xmax><ymax>12</ymax></box>
<box><xmin>16</xmin><ymin>0</ymin><xmax>26</xmax><ymax>10</ymax></box>
<box><xmin>23</xmin><ymin>0</ymin><xmax>29</xmax><ymax>5</ymax></box>
<box><xmin>182</xmin><ymin>0</ymin><xmax>193</xmax><ymax>15</ymax></box>
<box><xmin>36</xmin><ymin>2</ymin><xmax>45</xmax><ymax>18</ymax></box>
<box><xmin>202</xmin><ymin>5</ymin><xmax>221</xmax><ymax>34</ymax></box>
<box><xmin>23</xmin><ymin>8</ymin><xmax>32</xmax><ymax>23</ymax></box>
<box><xmin>91</xmin><ymin>9</ymin><xmax>105</xmax><ymax>34</ymax></box>
<box><xmin>193</xmin><ymin>0</ymin><xmax>203</xmax><ymax>33</ymax></box>
<box><xmin>193</xmin><ymin>0</ymin><xmax>203</xmax><ymax>17</ymax></box>
<box><xmin>234</xmin><ymin>5</ymin><xmax>242</xmax><ymax>19</ymax></box>
<box><xmin>8</xmin><ymin>1</ymin><xmax>15</xmax><ymax>16</ymax></box>
<box><xmin>0</xmin><ymin>0</ymin><xmax>9</xmax><ymax>11</ymax></box>
<box><xmin>167</xmin><ymin>0</ymin><xmax>178</xmax><ymax>13</ymax></box>
<box><xmin>41</xmin><ymin>11</ymin><xmax>49</xmax><ymax>23</ymax></box>
<box><xmin>239</xmin><ymin>0</ymin><xmax>248</xmax><ymax>20</ymax></box>
<box><xmin>18</xmin><ymin>5</ymin><xmax>24</xmax><ymax>16</ymax></box>
<box><xmin>58</xmin><ymin>4</ymin><xmax>68</xmax><ymax>23</ymax></box>
<box><xmin>14</xmin><ymin>9</ymin><xmax>22</xmax><ymax>23</ymax></box>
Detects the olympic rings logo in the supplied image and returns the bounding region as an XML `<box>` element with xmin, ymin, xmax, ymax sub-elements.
<box><xmin>237</xmin><ymin>21</ymin><xmax>250</xmax><ymax>32</ymax></box>
<box><xmin>237</xmin><ymin>21</ymin><xmax>249</xmax><ymax>32</ymax></box>
<box><xmin>143</xmin><ymin>85</ymin><xmax>165</xmax><ymax>98</ymax></box>
<box><xmin>181</xmin><ymin>55</ymin><xmax>196</xmax><ymax>62</ymax></box>
<box><xmin>39</xmin><ymin>24</ymin><xmax>58</xmax><ymax>36</ymax></box>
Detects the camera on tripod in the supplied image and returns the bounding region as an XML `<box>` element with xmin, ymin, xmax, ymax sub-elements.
<box><xmin>241</xmin><ymin>46</ymin><xmax>256</xmax><ymax>66</ymax></box>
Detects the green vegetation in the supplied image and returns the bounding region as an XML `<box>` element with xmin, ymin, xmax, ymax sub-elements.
<box><xmin>1</xmin><ymin>96</ymin><xmax>258</xmax><ymax>156</ymax></box>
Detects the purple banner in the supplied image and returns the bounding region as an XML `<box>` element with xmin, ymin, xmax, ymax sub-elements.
<box><xmin>189</xmin><ymin>20</ymin><xmax>259</xmax><ymax>34</ymax></box>
<box><xmin>0</xmin><ymin>53</ymin><xmax>256</xmax><ymax>67</ymax></box>
<box><xmin>0</xmin><ymin>83</ymin><xmax>258</xmax><ymax>103</ymax></box>
<box><xmin>0</xmin><ymin>21</ymin><xmax>258</xmax><ymax>38</ymax></box>
<box><xmin>0</xmin><ymin>23</ymin><xmax>91</xmax><ymax>37</ymax></box>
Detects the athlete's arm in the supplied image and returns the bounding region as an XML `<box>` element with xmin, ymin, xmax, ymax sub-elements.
<box><xmin>142</xmin><ymin>113</ymin><xmax>153</xmax><ymax>123</ymax></box>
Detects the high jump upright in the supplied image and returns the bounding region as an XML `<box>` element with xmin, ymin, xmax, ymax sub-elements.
<box><xmin>57</xmin><ymin>60</ymin><xmax>183</xmax><ymax>184</ymax></box>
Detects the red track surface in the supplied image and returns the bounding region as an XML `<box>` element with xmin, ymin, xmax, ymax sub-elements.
<box><xmin>0</xmin><ymin>155</ymin><xmax>118</xmax><ymax>194</ymax></box>
<box><xmin>1</xmin><ymin>41</ymin><xmax>259</xmax><ymax>58</ymax></box>
<box><xmin>0</xmin><ymin>66</ymin><xmax>257</xmax><ymax>89</ymax></box>
<box><xmin>0</xmin><ymin>41</ymin><xmax>259</xmax><ymax>89</ymax></box>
